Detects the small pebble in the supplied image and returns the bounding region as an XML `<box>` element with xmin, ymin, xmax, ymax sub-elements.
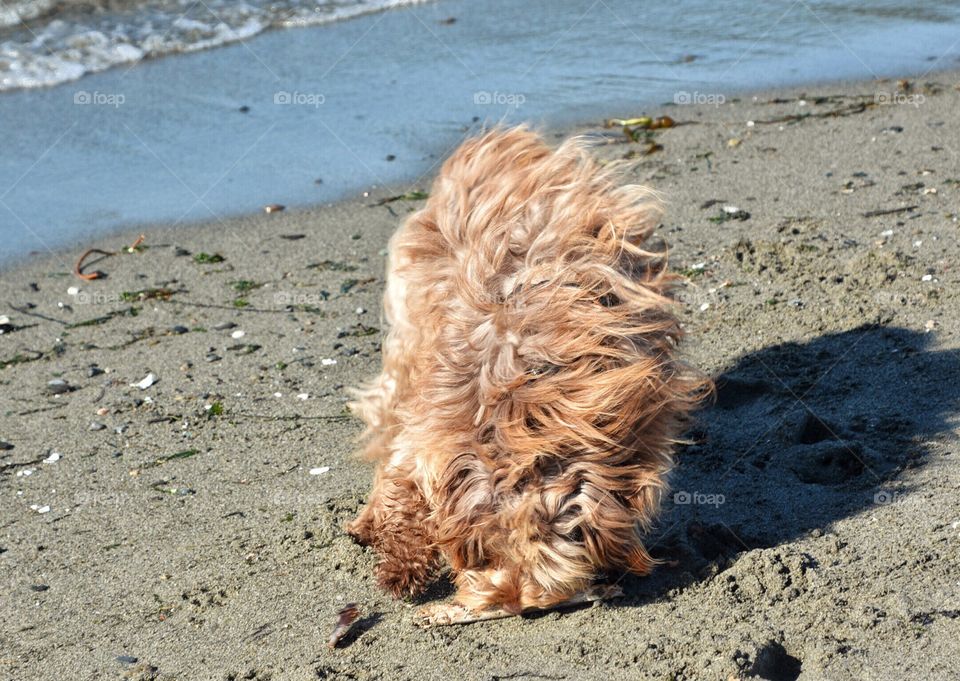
<box><xmin>67</xmin><ymin>286</ymin><xmax>80</xmax><ymax>296</ymax></box>
<box><xmin>921</xmin><ymin>274</ymin><xmax>933</xmax><ymax>282</ymax></box>
<box><xmin>231</xmin><ymin>330</ymin><xmax>246</xmax><ymax>339</ymax></box>
<box><xmin>321</xmin><ymin>358</ymin><xmax>337</xmax><ymax>366</ymax></box>
<box><xmin>309</xmin><ymin>466</ymin><xmax>330</xmax><ymax>475</ymax></box>
<box><xmin>87</xmin><ymin>365</ymin><xmax>104</xmax><ymax>378</ymax></box>
<box><xmin>214</xmin><ymin>322</ymin><xmax>237</xmax><ymax>331</ymax></box>
<box><xmin>0</xmin><ymin>441</ymin><xmax>13</xmax><ymax>451</ymax></box>
<box><xmin>174</xmin><ymin>247</ymin><xmax>191</xmax><ymax>257</ymax></box>
<box><xmin>30</xmin><ymin>584</ymin><xmax>50</xmax><ymax>592</ymax></box>
<box><xmin>355</xmin><ymin>307</ymin><xmax>366</xmax><ymax>315</ymax></box>
<box><xmin>205</xmin><ymin>354</ymin><xmax>222</xmax><ymax>363</ymax></box>
<box><xmin>43</xmin><ymin>451</ymin><xmax>61</xmax><ymax>464</ymax></box>
<box><xmin>96</xmin><ymin>407</ymin><xmax>110</xmax><ymax>416</ymax></box>
<box><xmin>170</xmin><ymin>325</ymin><xmax>189</xmax><ymax>335</ymax></box>
<box><xmin>30</xmin><ymin>505</ymin><xmax>51</xmax><ymax>514</ymax></box>
<box><xmin>89</xmin><ymin>422</ymin><xmax>106</xmax><ymax>431</ymax></box>
<box><xmin>297</xmin><ymin>393</ymin><xmax>309</xmax><ymax>400</ymax></box>
<box><xmin>46</xmin><ymin>379</ymin><xmax>71</xmax><ymax>395</ymax></box>
<box><xmin>116</xmin><ymin>656</ymin><xmax>138</xmax><ymax>665</ymax></box>
<box><xmin>699</xmin><ymin>303</ymin><xmax>710</xmax><ymax>311</ymax></box>
<box><xmin>0</xmin><ymin>315</ymin><xmax>9</xmax><ymax>324</ymax></box>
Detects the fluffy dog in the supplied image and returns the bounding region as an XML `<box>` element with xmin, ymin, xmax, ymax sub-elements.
<box><xmin>347</xmin><ymin>127</ymin><xmax>709</xmax><ymax>619</ymax></box>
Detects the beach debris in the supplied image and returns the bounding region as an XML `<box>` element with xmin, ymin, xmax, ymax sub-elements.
<box><xmin>214</xmin><ymin>321</ymin><xmax>237</xmax><ymax>331</ymax></box>
<box><xmin>862</xmin><ymin>205</ymin><xmax>918</xmax><ymax>218</ymax></box>
<box><xmin>132</xmin><ymin>373</ymin><xmax>157</xmax><ymax>390</ymax></box>
<box><xmin>280</xmin><ymin>233</ymin><xmax>306</xmax><ymax>240</ymax></box>
<box><xmin>73</xmin><ymin>234</ymin><xmax>146</xmax><ymax>280</ymax></box>
<box><xmin>116</xmin><ymin>656</ymin><xmax>138</xmax><ymax>666</ymax></box>
<box><xmin>231</xmin><ymin>329</ymin><xmax>246</xmax><ymax>339</ymax></box>
<box><xmin>30</xmin><ymin>505</ymin><xmax>51</xmax><ymax>514</ymax></box>
<box><xmin>355</xmin><ymin>307</ymin><xmax>366</xmax><ymax>315</ymax></box>
<box><xmin>921</xmin><ymin>274</ymin><xmax>933</xmax><ymax>282</ymax></box>
<box><xmin>67</xmin><ymin>286</ymin><xmax>80</xmax><ymax>296</ymax></box>
<box><xmin>16</xmin><ymin>469</ymin><xmax>33</xmax><ymax>477</ymax></box>
<box><xmin>321</xmin><ymin>358</ymin><xmax>337</xmax><ymax>366</ymax></box>
<box><xmin>309</xmin><ymin>466</ymin><xmax>330</xmax><ymax>475</ymax></box>
<box><xmin>371</xmin><ymin>191</ymin><xmax>429</xmax><ymax>206</ymax></box>
<box><xmin>264</xmin><ymin>204</ymin><xmax>286</xmax><ymax>214</ymax></box>
<box><xmin>328</xmin><ymin>603</ymin><xmax>361</xmax><ymax>648</ymax></box>
<box><xmin>925</xmin><ymin>320</ymin><xmax>938</xmax><ymax>332</ymax></box>
<box><xmin>89</xmin><ymin>422</ymin><xmax>106</xmax><ymax>431</ymax></box>
<box><xmin>205</xmin><ymin>353</ymin><xmax>222</xmax><ymax>363</ymax></box>
<box><xmin>46</xmin><ymin>379</ymin><xmax>72</xmax><ymax>395</ymax></box>
<box><xmin>193</xmin><ymin>252</ymin><xmax>225</xmax><ymax>264</ymax></box>
<box><xmin>297</xmin><ymin>393</ymin><xmax>310</xmax><ymax>401</ymax></box>
<box><xmin>0</xmin><ymin>441</ymin><xmax>13</xmax><ymax>451</ymax></box>
<box><xmin>709</xmin><ymin>206</ymin><xmax>751</xmax><ymax>223</ymax></box>
<box><xmin>169</xmin><ymin>325</ymin><xmax>189</xmax><ymax>335</ymax></box>
<box><xmin>416</xmin><ymin>584</ymin><xmax>623</xmax><ymax>627</ymax></box>
<box><xmin>43</xmin><ymin>451</ymin><xmax>61</xmax><ymax>464</ymax></box>
<box><xmin>727</xmin><ymin>137</ymin><xmax>742</xmax><ymax>147</ymax></box>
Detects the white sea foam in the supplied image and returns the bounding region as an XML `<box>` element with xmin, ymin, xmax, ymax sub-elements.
<box><xmin>0</xmin><ymin>0</ymin><xmax>431</xmax><ymax>91</ymax></box>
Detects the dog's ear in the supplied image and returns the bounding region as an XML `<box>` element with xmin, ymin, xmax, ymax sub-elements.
<box><xmin>433</xmin><ymin>452</ymin><xmax>498</xmax><ymax>571</ymax></box>
<box><xmin>370</xmin><ymin>477</ymin><xmax>440</xmax><ymax>598</ymax></box>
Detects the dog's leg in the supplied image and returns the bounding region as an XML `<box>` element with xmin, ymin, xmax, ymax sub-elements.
<box><xmin>414</xmin><ymin>584</ymin><xmax>623</xmax><ymax>627</ymax></box>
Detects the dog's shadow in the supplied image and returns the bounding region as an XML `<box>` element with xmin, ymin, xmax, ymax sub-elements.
<box><xmin>623</xmin><ymin>324</ymin><xmax>959</xmax><ymax>600</ymax></box>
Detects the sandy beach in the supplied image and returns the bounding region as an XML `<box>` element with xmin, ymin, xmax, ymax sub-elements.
<box><xmin>2</xmin><ymin>72</ymin><xmax>959</xmax><ymax>680</ymax></box>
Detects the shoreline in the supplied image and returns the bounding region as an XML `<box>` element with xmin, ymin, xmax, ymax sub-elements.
<box><xmin>2</xmin><ymin>70</ymin><xmax>959</xmax><ymax>680</ymax></box>
<box><xmin>5</xmin><ymin>67</ymin><xmax>957</xmax><ymax>277</ymax></box>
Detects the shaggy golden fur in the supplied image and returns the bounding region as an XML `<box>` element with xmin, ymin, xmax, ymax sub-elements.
<box><xmin>347</xmin><ymin>127</ymin><xmax>710</xmax><ymax>614</ymax></box>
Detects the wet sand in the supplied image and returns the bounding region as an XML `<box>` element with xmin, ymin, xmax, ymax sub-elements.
<box><xmin>1</xmin><ymin>73</ymin><xmax>959</xmax><ymax>680</ymax></box>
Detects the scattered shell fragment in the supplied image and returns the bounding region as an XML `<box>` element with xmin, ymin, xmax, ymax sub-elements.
<box><xmin>297</xmin><ymin>393</ymin><xmax>310</xmax><ymax>401</ymax></box>
<box><xmin>321</xmin><ymin>358</ymin><xmax>337</xmax><ymax>366</ymax></box>
<box><xmin>67</xmin><ymin>286</ymin><xmax>80</xmax><ymax>296</ymax></box>
<box><xmin>133</xmin><ymin>373</ymin><xmax>157</xmax><ymax>390</ymax></box>
<box><xmin>43</xmin><ymin>451</ymin><xmax>61</xmax><ymax>464</ymax></box>
<box><xmin>309</xmin><ymin>466</ymin><xmax>330</xmax><ymax>476</ymax></box>
<box><xmin>231</xmin><ymin>329</ymin><xmax>246</xmax><ymax>339</ymax></box>
<box><xmin>921</xmin><ymin>274</ymin><xmax>933</xmax><ymax>282</ymax></box>
<box><xmin>328</xmin><ymin>603</ymin><xmax>361</xmax><ymax>648</ymax></box>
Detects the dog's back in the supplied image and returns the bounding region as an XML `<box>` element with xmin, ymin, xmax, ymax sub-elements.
<box><xmin>350</xmin><ymin>127</ymin><xmax>709</xmax><ymax>612</ymax></box>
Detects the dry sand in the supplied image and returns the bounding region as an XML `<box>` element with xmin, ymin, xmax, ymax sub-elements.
<box><xmin>1</xmin><ymin>73</ymin><xmax>959</xmax><ymax>680</ymax></box>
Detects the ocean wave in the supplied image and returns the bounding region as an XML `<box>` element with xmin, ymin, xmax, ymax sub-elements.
<box><xmin>0</xmin><ymin>0</ymin><xmax>430</xmax><ymax>91</ymax></box>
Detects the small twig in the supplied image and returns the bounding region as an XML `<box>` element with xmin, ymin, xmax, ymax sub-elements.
<box><xmin>862</xmin><ymin>205</ymin><xmax>918</xmax><ymax>218</ymax></box>
<box><xmin>415</xmin><ymin>584</ymin><xmax>623</xmax><ymax>628</ymax></box>
<box><xmin>74</xmin><ymin>248</ymin><xmax>116</xmax><ymax>280</ymax></box>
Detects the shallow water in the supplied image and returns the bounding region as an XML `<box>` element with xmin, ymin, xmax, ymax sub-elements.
<box><xmin>1</xmin><ymin>0</ymin><xmax>959</xmax><ymax>263</ymax></box>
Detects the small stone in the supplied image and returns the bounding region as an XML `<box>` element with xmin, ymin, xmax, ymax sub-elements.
<box><xmin>309</xmin><ymin>466</ymin><xmax>330</xmax><ymax>475</ymax></box>
<box><xmin>43</xmin><ymin>451</ymin><xmax>61</xmax><ymax>464</ymax></box>
<box><xmin>924</xmin><ymin>320</ymin><xmax>938</xmax><ymax>332</ymax></box>
<box><xmin>321</xmin><ymin>358</ymin><xmax>337</xmax><ymax>366</ymax></box>
<box><xmin>0</xmin><ymin>315</ymin><xmax>9</xmax><ymax>325</ymax></box>
<box><xmin>205</xmin><ymin>354</ymin><xmax>222</xmax><ymax>363</ymax></box>
<box><xmin>169</xmin><ymin>325</ymin><xmax>189</xmax><ymax>335</ymax></box>
<box><xmin>30</xmin><ymin>584</ymin><xmax>50</xmax><ymax>592</ymax></box>
<box><xmin>87</xmin><ymin>365</ymin><xmax>105</xmax><ymax>378</ymax></box>
<box><xmin>116</xmin><ymin>656</ymin><xmax>138</xmax><ymax>665</ymax></box>
<box><xmin>231</xmin><ymin>329</ymin><xmax>245</xmax><ymax>339</ymax></box>
<box><xmin>921</xmin><ymin>274</ymin><xmax>933</xmax><ymax>282</ymax></box>
<box><xmin>355</xmin><ymin>307</ymin><xmax>366</xmax><ymax>315</ymax></box>
<box><xmin>67</xmin><ymin>286</ymin><xmax>80</xmax><ymax>296</ymax></box>
<box><xmin>179</xmin><ymin>362</ymin><xmax>192</xmax><ymax>372</ymax></box>
<box><xmin>297</xmin><ymin>393</ymin><xmax>309</xmax><ymax>400</ymax></box>
<box><xmin>96</xmin><ymin>407</ymin><xmax>110</xmax><ymax>416</ymax></box>
<box><xmin>214</xmin><ymin>322</ymin><xmax>237</xmax><ymax>331</ymax></box>
<box><xmin>174</xmin><ymin>247</ymin><xmax>191</xmax><ymax>257</ymax></box>
<box><xmin>0</xmin><ymin>441</ymin><xmax>13</xmax><ymax>451</ymax></box>
<box><xmin>89</xmin><ymin>422</ymin><xmax>107</xmax><ymax>431</ymax></box>
<box><xmin>46</xmin><ymin>379</ymin><xmax>71</xmax><ymax>395</ymax></box>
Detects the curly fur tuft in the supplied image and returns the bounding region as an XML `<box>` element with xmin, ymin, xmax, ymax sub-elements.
<box><xmin>347</xmin><ymin>126</ymin><xmax>711</xmax><ymax>611</ymax></box>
